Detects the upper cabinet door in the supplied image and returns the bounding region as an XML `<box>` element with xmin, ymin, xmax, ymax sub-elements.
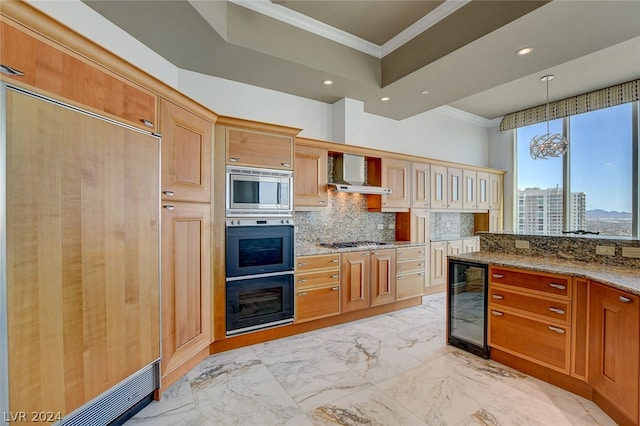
<box><xmin>430</xmin><ymin>165</ymin><xmax>448</xmax><ymax>208</ymax></box>
<box><xmin>381</xmin><ymin>158</ymin><xmax>410</xmax><ymax>210</ymax></box>
<box><xmin>227</xmin><ymin>128</ymin><xmax>293</xmax><ymax>170</ymax></box>
<box><xmin>476</xmin><ymin>171</ymin><xmax>490</xmax><ymax>210</ymax></box>
<box><xmin>447</xmin><ymin>167</ymin><xmax>463</xmax><ymax>209</ymax></box>
<box><xmin>294</xmin><ymin>144</ymin><xmax>328</xmax><ymax>209</ymax></box>
<box><xmin>411</xmin><ymin>162</ymin><xmax>430</xmax><ymax>208</ymax></box>
<box><xmin>489</xmin><ymin>173</ymin><xmax>503</xmax><ymax>210</ymax></box>
<box><xmin>462</xmin><ymin>169</ymin><xmax>477</xmax><ymax>210</ymax></box>
<box><xmin>160</xmin><ymin>99</ymin><xmax>212</xmax><ymax>203</ymax></box>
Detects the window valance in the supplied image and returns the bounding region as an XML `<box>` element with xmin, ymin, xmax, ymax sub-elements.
<box><xmin>500</xmin><ymin>79</ymin><xmax>639</xmax><ymax>131</ymax></box>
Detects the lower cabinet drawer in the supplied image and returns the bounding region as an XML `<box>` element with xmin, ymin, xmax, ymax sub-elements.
<box><xmin>295</xmin><ymin>285</ymin><xmax>340</xmax><ymax>323</ymax></box>
<box><xmin>396</xmin><ymin>272</ymin><xmax>425</xmax><ymax>301</ymax></box>
<box><xmin>396</xmin><ymin>259</ymin><xmax>426</xmax><ymax>274</ymax></box>
<box><xmin>490</xmin><ymin>286</ymin><xmax>571</xmax><ymax>324</ymax></box>
<box><xmin>295</xmin><ymin>270</ymin><xmax>340</xmax><ymax>287</ymax></box>
<box><xmin>489</xmin><ymin>308</ymin><xmax>570</xmax><ymax>373</ymax></box>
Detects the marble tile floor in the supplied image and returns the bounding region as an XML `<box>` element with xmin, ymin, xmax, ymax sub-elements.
<box><xmin>127</xmin><ymin>293</ymin><xmax>615</xmax><ymax>426</ymax></box>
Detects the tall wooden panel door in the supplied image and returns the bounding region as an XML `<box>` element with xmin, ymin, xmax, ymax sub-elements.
<box><xmin>160</xmin><ymin>99</ymin><xmax>212</xmax><ymax>203</ymax></box>
<box><xmin>370</xmin><ymin>249</ymin><xmax>396</xmax><ymax>307</ymax></box>
<box><xmin>294</xmin><ymin>144</ymin><xmax>328</xmax><ymax>208</ymax></box>
<box><xmin>341</xmin><ymin>251</ymin><xmax>371</xmax><ymax>313</ymax></box>
<box><xmin>161</xmin><ymin>202</ymin><xmax>211</xmax><ymax>378</ymax></box>
<box><xmin>430</xmin><ymin>241</ymin><xmax>447</xmax><ymax>286</ymax></box>
<box><xmin>411</xmin><ymin>162</ymin><xmax>430</xmax><ymax>208</ymax></box>
<box><xmin>589</xmin><ymin>282</ymin><xmax>639</xmax><ymax>425</ymax></box>
<box><xmin>5</xmin><ymin>87</ymin><xmax>160</xmax><ymax>417</ymax></box>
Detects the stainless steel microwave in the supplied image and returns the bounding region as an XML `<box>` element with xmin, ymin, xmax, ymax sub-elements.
<box><xmin>226</xmin><ymin>166</ymin><xmax>293</xmax><ymax>217</ymax></box>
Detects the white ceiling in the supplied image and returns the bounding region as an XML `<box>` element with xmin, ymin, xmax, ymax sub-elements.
<box><xmin>83</xmin><ymin>0</ymin><xmax>640</xmax><ymax>122</ymax></box>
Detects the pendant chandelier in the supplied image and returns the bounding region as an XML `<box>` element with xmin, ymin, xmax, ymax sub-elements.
<box><xmin>529</xmin><ymin>75</ymin><xmax>569</xmax><ymax>159</ymax></box>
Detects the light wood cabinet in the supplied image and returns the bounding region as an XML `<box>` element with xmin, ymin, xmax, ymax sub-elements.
<box><xmin>294</xmin><ymin>144</ymin><xmax>328</xmax><ymax>209</ymax></box>
<box><xmin>367</xmin><ymin>158</ymin><xmax>411</xmax><ymax>212</ymax></box>
<box><xmin>430</xmin><ymin>165</ymin><xmax>448</xmax><ymax>208</ymax></box>
<box><xmin>341</xmin><ymin>251</ymin><xmax>371</xmax><ymax>313</ymax></box>
<box><xmin>396</xmin><ymin>246</ymin><xmax>426</xmax><ymax>300</ymax></box>
<box><xmin>0</xmin><ymin>20</ymin><xmax>157</xmax><ymax>131</ymax></box>
<box><xmin>295</xmin><ymin>254</ymin><xmax>341</xmax><ymax>323</ymax></box>
<box><xmin>463</xmin><ymin>169</ymin><xmax>477</xmax><ymax>210</ymax></box>
<box><xmin>462</xmin><ymin>237</ymin><xmax>480</xmax><ymax>253</ymax></box>
<box><xmin>571</xmin><ymin>278</ymin><xmax>589</xmax><ymax>382</ymax></box>
<box><xmin>226</xmin><ymin>127</ymin><xmax>294</xmax><ymax>169</ymax></box>
<box><xmin>160</xmin><ymin>99</ymin><xmax>212</xmax><ymax>203</ymax></box>
<box><xmin>476</xmin><ymin>171</ymin><xmax>490</xmax><ymax>210</ymax></box>
<box><xmin>430</xmin><ymin>241</ymin><xmax>448</xmax><ymax>286</ymax></box>
<box><xmin>488</xmin><ymin>267</ymin><xmax>573</xmax><ymax>374</ymax></box>
<box><xmin>489</xmin><ymin>209</ymin><xmax>502</xmax><ymax>232</ymax></box>
<box><xmin>370</xmin><ymin>248</ymin><xmax>397</xmax><ymax>307</ymax></box>
<box><xmin>589</xmin><ymin>281</ymin><xmax>639</xmax><ymax>425</ymax></box>
<box><xmin>489</xmin><ymin>173</ymin><xmax>503</xmax><ymax>210</ymax></box>
<box><xmin>161</xmin><ymin>202</ymin><xmax>212</xmax><ymax>378</ymax></box>
<box><xmin>5</xmin><ymin>88</ymin><xmax>160</xmax><ymax>417</ymax></box>
<box><xmin>447</xmin><ymin>167</ymin><xmax>463</xmax><ymax>209</ymax></box>
<box><xmin>411</xmin><ymin>162</ymin><xmax>430</xmax><ymax>208</ymax></box>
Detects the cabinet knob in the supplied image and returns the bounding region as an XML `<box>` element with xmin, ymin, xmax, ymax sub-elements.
<box><xmin>141</xmin><ymin>119</ymin><xmax>154</xmax><ymax>128</ymax></box>
<box><xmin>547</xmin><ymin>326</ymin><xmax>565</xmax><ymax>334</ymax></box>
<box><xmin>229</xmin><ymin>157</ymin><xmax>240</xmax><ymax>162</ymax></box>
<box><xmin>548</xmin><ymin>283</ymin><xmax>566</xmax><ymax>290</ymax></box>
<box><xmin>163</xmin><ymin>190</ymin><xmax>175</xmax><ymax>197</ymax></box>
<box><xmin>0</xmin><ymin>64</ymin><xmax>25</xmax><ymax>76</ymax></box>
<box><xmin>619</xmin><ymin>295</ymin><xmax>633</xmax><ymax>303</ymax></box>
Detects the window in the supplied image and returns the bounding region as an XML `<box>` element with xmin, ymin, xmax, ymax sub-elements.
<box><xmin>516</xmin><ymin>102</ymin><xmax>638</xmax><ymax>238</ymax></box>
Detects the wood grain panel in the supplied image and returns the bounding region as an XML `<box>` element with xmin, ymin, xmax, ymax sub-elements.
<box><xmin>160</xmin><ymin>99</ymin><xmax>212</xmax><ymax>203</ymax></box>
<box><xmin>227</xmin><ymin>128</ymin><xmax>293</xmax><ymax>169</ymax></box>
<box><xmin>341</xmin><ymin>251</ymin><xmax>370</xmax><ymax>313</ymax></box>
<box><xmin>411</xmin><ymin>162</ymin><xmax>430</xmax><ymax>208</ymax></box>
<box><xmin>0</xmin><ymin>20</ymin><xmax>157</xmax><ymax>130</ymax></box>
<box><xmin>490</xmin><ymin>267</ymin><xmax>571</xmax><ymax>299</ymax></box>
<box><xmin>571</xmin><ymin>278</ymin><xmax>589</xmax><ymax>381</ymax></box>
<box><xmin>295</xmin><ymin>285</ymin><xmax>341</xmax><ymax>323</ymax></box>
<box><xmin>370</xmin><ymin>249</ymin><xmax>396</xmax><ymax>307</ymax></box>
<box><xmin>6</xmin><ymin>89</ymin><xmax>160</xmax><ymax>417</ymax></box>
<box><xmin>294</xmin><ymin>144</ymin><xmax>328</xmax><ymax>208</ymax></box>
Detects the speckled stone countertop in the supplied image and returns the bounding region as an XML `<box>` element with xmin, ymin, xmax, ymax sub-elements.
<box><xmin>449</xmin><ymin>251</ymin><xmax>640</xmax><ymax>296</ymax></box>
<box><xmin>296</xmin><ymin>241</ymin><xmax>425</xmax><ymax>257</ymax></box>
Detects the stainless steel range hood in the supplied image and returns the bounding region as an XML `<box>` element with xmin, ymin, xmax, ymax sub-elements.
<box><xmin>329</xmin><ymin>153</ymin><xmax>392</xmax><ymax>195</ymax></box>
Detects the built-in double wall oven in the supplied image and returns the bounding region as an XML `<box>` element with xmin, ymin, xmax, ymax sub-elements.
<box><xmin>225</xmin><ymin>211</ymin><xmax>295</xmax><ymax>336</ymax></box>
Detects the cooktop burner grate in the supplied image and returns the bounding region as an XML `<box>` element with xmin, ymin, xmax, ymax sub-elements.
<box><xmin>319</xmin><ymin>241</ymin><xmax>392</xmax><ymax>249</ymax></box>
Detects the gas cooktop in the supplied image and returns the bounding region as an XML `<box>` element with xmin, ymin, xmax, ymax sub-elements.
<box><xmin>319</xmin><ymin>241</ymin><xmax>393</xmax><ymax>249</ymax></box>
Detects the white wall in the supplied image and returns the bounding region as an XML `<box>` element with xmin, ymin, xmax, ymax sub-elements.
<box><xmin>26</xmin><ymin>0</ymin><xmax>492</xmax><ymax>169</ymax></box>
<box><xmin>488</xmin><ymin>126</ymin><xmax>516</xmax><ymax>232</ymax></box>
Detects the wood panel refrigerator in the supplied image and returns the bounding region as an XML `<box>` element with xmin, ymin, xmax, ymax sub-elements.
<box><xmin>0</xmin><ymin>83</ymin><xmax>161</xmax><ymax>425</ymax></box>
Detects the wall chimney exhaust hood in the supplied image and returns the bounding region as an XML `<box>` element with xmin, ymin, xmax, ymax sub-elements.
<box><xmin>329</xmin><ymin>154</ymin><xmax>392</xmax><ymax>195</ymax></box>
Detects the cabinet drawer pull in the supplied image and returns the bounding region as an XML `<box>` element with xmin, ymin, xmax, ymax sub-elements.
<box><xmin>362</xmin><ymin>253</ymin><xmax>370</xmax><ymax>257</ymax></box>
<box><xmin>229</xmin><ymin>157</ymin><xmax>240</xmax><ymax>162</ymax></box>
<box><xmin>141</xmin><ymin>119</ymin><xmax>154</xmax><ymax>128</ymax></box>
<box><xmin>373</xmin><ymin>252</ymin><xmax>379</xmax><ymax>255</ymax></box>
<box><xmin>548</xmin><ymin>307</ymin><xmax>565</xmax><ymax>315</ymax></box>
<box><xmin>163</xmin><ymin>205</ymin><xmax>174</xmax><ymax>210</ymax></box>
<box><xmin>492</xmin><ymin>294</ymin><xmax>504</xmax><ymax>300</ymax></box>
<box><xmin>163</xmin><ymin>190</ymin><xmax>175</xmax><ymax>197</ymax></box>
<box><xmin>331</xmin><ymin>275</ymin><xmax>339</xmax><ymax>279</ymax></box>
<box><xmin>298</xmin><ymin>292</ymin><xmax>307</xmax><ymax>296</ymax></box>
<box><xmin>331</xmin><ymin>286</ymin><xmax>339</xmax><ymax>291</ymax></box>
<box><xmin>491</xmin><ymin>310</ymin><xmax>504</xmax><ymax>316</ymax></box>
<box><xmin>619</xmin><ymin>296</ymin><xmax>633</xmax><ymax>303</ymax></box>
<box><xmin>331</xmin><ymin>259</ymin><xmax>339</xmax><ymax>263</ymax></box>
<box><xmin>281</xmin><ymin>162</ymin><xmax>291</xmax><ymax>167</ymax></box>
<box><xmin>548</xmin><ymin>326</ymin><xmax>565</xmax><ymax>334</ymax></box>
<box><xmin>418</xmin><ymin>250</ymin><xmax>424</xmax><ymax>254</ymax></box>
<box><xmin>418</xmin><ymin>272</ymin><xmax>424</xmax><ymax>276</ymax></box>
<box><xmin>318</xmin><ymin>201</ymin><xmax>326</xmax><ymax>204</ymax></box>
<box><xmin>418</xmin><ymin>263</ymin><xmax>424</xmax><ymax>266</ymax></box>
<box><xmin>397</xmin><ymin>265</ymin><xmax>405</xmax><ymax>269</ymax></box>
<box><xmin>492</xmin><ymin>273</ymin><xmax>505</xmax><ymax>279</ymax></box>
<box><xmin>548</xmin><ymin>283</ymin><xmax>566</xmax><ymax>290</ymax></box>
<box><xmin>397</xmin><ymin>251</ymin><xmax>405</xmax><ymax>256</ymax></box>
<box><xmin>397</xmin><ymin>276</ymin><xmax>406</xmax><ymax>280</ymax></box>
<box><xmin>297</xmin><ymin>279</ymin><xmax>307</xmax><ymax>283</ymax></box>
<box><xmin>0</xmin><ymin>64</ymin><xmax>25</xmax><ymax>76</ymax></box>
<box><xmin>298</xmin><ymin>262</ymin><xmax>308</xmax><ymax>266</ymax></box>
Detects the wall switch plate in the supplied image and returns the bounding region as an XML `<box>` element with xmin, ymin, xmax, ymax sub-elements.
<box><xmin>515</xmin><ymin>240</ymin><xmax>530</xmax><ymax>249</ymax></box>
<box><xmin>595</xmin><ymin>245</ymin><xmax>615</xmax><ymax>256</ymax></box>
<box><xmin>622</xmin><ymin>247</ymin><xmax>640</xmax><ymax>258</ymax></box>
<box><xmin>388</xmin><ymin>223</ymin><xmax>395</xmax><ymax>229</ymax></box>
<box><xmin>377</xmin><ymin>223</ymin><xmax>384</xmax><ymax>230</ymax></box>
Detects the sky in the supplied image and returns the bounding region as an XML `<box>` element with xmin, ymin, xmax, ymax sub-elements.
<box><xmin>517</xmin><ymin>103</ymin><xmax>633</xmax><ymax>213</ymax></box>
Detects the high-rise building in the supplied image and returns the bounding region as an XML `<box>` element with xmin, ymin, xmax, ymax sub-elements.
<box><xmin>518</xmin><ymin>187</ymin><xmax>586</xmax><ymax>235</ymax></box>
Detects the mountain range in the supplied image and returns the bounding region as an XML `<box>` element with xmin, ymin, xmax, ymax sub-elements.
<box><xmin>586</xmin><ymin>209</ymin><xmax>632</xmax><ymax>219</ymax></box>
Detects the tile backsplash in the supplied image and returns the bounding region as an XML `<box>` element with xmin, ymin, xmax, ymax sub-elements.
<box><xmin>430</xmin><ymin>212</ymin><xmax>476</xmax><ymax>241</ymax></box>
<box><xmin>295</xmin><ymin>191</ymin><xmax>395</xmax><ymax>243</ymax></box>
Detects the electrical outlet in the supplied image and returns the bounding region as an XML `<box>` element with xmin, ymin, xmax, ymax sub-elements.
<box><xmin>515</xmin><ymin>240</ymin><xmax>530</xmax><ymax>249</ymax></box>
<box><xmin>595</xmin><ymin>245</ymin><xmax>615</xmax><ymax>256</ymax></box>
<box><xmin>622</xmin><ymin>247</ymin><xmax>640</xmax><ymax>258</ymax></box>
<box><xmin>388</xmin><ymin>223</ymin><xmax>395</xmax><ymax>230</ymax></box>
<box><xmin>377</xmin><ymin>223</ymin><xmax>384</xmax><ymax>230</ymax></box>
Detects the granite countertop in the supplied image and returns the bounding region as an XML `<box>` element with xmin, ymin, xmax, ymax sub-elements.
<box><xmin>296</xmin><ymin>241</ymin><xmax>425</xmax><ymax>257</ymax></box>
<box><xmin>449</xmin><ymin>251</ymin><xmax>640</xmax><ymax>296</ymax></box>
<box><xmin>430</xmin><ymin>235</ymin><xmax>479</xmax><ymax>242</ymax></box>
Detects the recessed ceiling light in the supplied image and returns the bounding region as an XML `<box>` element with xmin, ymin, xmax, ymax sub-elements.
<box><xmin>380</xmin><ymin>97</ymin><xmax>390</xmax><ymax>102</ymax></box>
<box><xmin>322</xmin><ymin>79</ymin><xmax>333</xmax><ymax>86</ymax></box>
<box><xmin>516</xmin><ymin>47</ymin><xmax>534</xmax><ymax>56</ymax></box>
<box><xmin>421</xmin><ymin>90</ymin><xmax>430</xmax><ymax>95</ymax></box>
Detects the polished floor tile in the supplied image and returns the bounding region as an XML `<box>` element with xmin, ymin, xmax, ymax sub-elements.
<box><xmin>127</xmin><ymin>293</ymin><xmax>616</xmax><ymax>425</ymax></box>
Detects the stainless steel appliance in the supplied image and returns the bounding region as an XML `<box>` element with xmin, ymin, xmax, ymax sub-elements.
<box><xmin>447</xmin><ymin>259</ymin><xmax>489</xmax><ymax>358</ymax></box>
<box><xmin>225</xmin><ymin>219</ymin><xmax>294</xmax><ymax>335</ymax></box>
<box><xmin>226</xmin><ymin>166</ymin><xmax>293</xmax><ymax>217</ymax></box>
<box><xmin>319</xmin><ymin>241</ymin><xmax>393</xmax><ymax>249</ymax></box>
